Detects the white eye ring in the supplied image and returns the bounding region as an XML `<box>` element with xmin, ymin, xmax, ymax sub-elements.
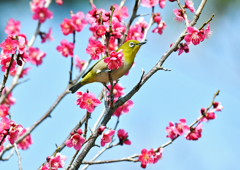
<box><xmin>129</xmin><ymin>42</ymin><xmax>135</xmax><ymax>47</ymax></box>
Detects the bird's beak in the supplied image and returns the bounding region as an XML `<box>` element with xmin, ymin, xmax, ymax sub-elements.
<box><xmin>137</xmin><ymin>41</ymin><xmax>147</xmax><ymax>46</ymax></box>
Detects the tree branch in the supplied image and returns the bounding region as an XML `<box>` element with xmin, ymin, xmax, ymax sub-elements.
<box><xmin>14</xmin><ymin>144</ymin><xmax>22</xmax><ymax>170</ymax></box>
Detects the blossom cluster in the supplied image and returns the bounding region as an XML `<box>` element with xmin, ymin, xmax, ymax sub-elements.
<box><xmin>139</xmin><ymin>148</ymin><xmax>163</xmax><ymax>168</ymax></box>
<box><xmin>104</xmin><ymin>50</ymin><xmax>124</xmax><ymax>70</ymax></box>
<box><xmin>138</xmin><ymin>101</ymin><xmax>223</xmax><ymax>168</ymax></box>
<box><xmin>30</xmin><ymin>0</ymin><xmax>53</xmax><ymax>23</ymax></box>
<box><xmin>85</xmin><ymin>4</ymin><xmax>127</xmax><ymax>60</ymax></box>
<box><xmin>66</xmin><ymin>129</ymin><xmax>85</xmax><ymax>150</ymax></box>
<box><xmin>75</xmin><ymin>91</ymin><xmax>101</xmax><ymax>113</ymax></box>
<box><xmin>0</xmin><ymin>117</ymin><xmax>32</xmax><ymax>152</ymax></box>
<box><xmin>40</xmin><ymin>153</ymin><xmax>67</xmax><ymax>170</ymax></box>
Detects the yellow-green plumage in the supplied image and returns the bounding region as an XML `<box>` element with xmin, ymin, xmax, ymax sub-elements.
<box><xmin>69</xmin><ymin>40</ymin><xmax>145</xmax><ymax>93</ymax></box>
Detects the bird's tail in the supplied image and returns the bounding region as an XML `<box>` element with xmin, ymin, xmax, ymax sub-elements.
<box><xmin>69</xmin><ymin>81</ymin><xmax>83</xmax><ymax>93</ymax></box>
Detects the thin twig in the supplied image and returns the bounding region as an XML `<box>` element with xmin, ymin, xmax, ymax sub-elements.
<box><xmin>14</xmin><ymin>144</ymin><xmax>22</xmax><ymax>170</ymax></box>
<box><xmin>199</xmin><ymin>14</ymin><xmax>214</xmax><ymax>30</ymax></box>
<box><xmin>69</xmin><ymin>31</ymin><xmax>76</xmax><ymax>84</ymax></box>
<box><xmin>83</xmin><ymin>112</ymin><xmax>90</xmax><ymax>139</ymax></box>
<box><xmin>119</xmin><ymin>0</ymin><xmax>127</xmax><ymax>8</ymax></box>
<box><xmin>176</xmin><ymin>0</ymin><xmax>189</xmax><ymax>27</ymax></box>
<box><xmin>0</xmin><ymin>54</ymin><xmax>15</xmax><ymax>97</ymax></box>
<box><xmin>120</xmin><ymin>0</ymin><xmax>141</xmax><ymax>46</ymax></box>
<box><xmin>89</xmin><ymin>0</ymin><xmax>94</xmax><ymax>7</ymax></box>
<box><xmin>0</xmin><ymin>148</ymin><xmax>14</xmax><ymax>161</ymax></box>
<box><xmin>92</xmin><ymin>107</ymin><xmax>106</xmax><ymax>131</ymax></box>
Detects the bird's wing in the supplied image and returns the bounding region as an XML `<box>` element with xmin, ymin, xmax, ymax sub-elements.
<box><xmin>82</xmin><ymin>56</ymin><xmax>106</xmax><ymax>78</ymax></box>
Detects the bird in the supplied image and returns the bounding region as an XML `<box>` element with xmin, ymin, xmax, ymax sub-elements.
<box><xmin>69</xmin><ymin>40</ymin><xmax>146</xmax><ymax>93</ymax></box>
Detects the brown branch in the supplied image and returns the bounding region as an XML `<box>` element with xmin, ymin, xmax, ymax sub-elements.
<box><xmin>0</xmin><ymin>54</ymin><xmax>15</xmax><ymax>97</ymax></box>
<box><xmin>82</xmin><ymin>157</ymin><xmax>138</xmax><ymax>165</ymax></box>
<box><xmin>0</xmin><ymin>148</ymin><xmax>14</xmax><ymax>161</ymax></box>
<box><xmin>69</xmin><ymin>30</ymin><xmax>76</xmax><ymax>84</ymax></box>
<box><xmin>83</xmin><ymin>112</ymin><xmax>90</xmax><ymax>139</ymax></box>
<box><xmin>120</xmin><ymin>0</ymin><xmax>141</xmax><ymax>46</ymax></box>
<box><xmin>199</xmin><ymin>14</ymin><xmax>214</xmax><ymax>30</ymax></box>
<box><xmin>119</xmin><ymin>0</ymin><xmax>127</xmax><ymax>8</ymax></box>
<box><xmin>14</xmin><ymin>144</ymin><xmax>22</xmax><ymax>170</ymax></box>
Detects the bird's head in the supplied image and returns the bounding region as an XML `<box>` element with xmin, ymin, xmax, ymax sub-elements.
<box><xmin>119</xmin><ymin>40</ymin><xmax>146</xmax><ymax>63</ymax></box>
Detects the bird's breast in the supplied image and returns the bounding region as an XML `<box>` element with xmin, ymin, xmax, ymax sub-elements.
<box><xmin>94</xmin><ymin>61</ymin><xmax>133</xmax><ymax>83</ymax></box>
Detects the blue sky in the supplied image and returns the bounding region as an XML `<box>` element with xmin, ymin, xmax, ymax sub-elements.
<box><xmin>0</xmin><ymin>0</ymin><xmax>239</xmax><ymax>169</ymax></box>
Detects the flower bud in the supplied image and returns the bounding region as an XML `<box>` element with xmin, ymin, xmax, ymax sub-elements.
<box><xmin>77</xmin><ymin>129</ymin><xmax>83</xmax><ymax>135</ymax></box>
<box><xmin>3</xmin><ymin>130</ymin><xmax>8</xmax><ymax>135</ymax></box>
<box><xmin>98</xmin><ymin>126</ymin><xmax>105</xmax><ymax>134</ymax></box>
<box><xmin>70</xmin><ymin>131</ymin><xmax>75</xmax><ymax>136</ymax></box>
<box><xmin>154</xmin><ymin>16</ymin><xmax>161</xmax><ymax>24</ymax></box>
<box><xmin>46</xmin><ymin>156</ymin><xmax>50</xmax><ymax>162</ymax></box>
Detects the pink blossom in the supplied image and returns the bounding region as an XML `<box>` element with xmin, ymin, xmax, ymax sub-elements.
<box><xmin>86</xmin><ymin>5</ymin><xmax>98</xmax><ymax>25</ymax></box>
<box><xmin>27</xmin><ymin>47</ymin><xmax>46</xmax><ymax>66</ymax></box>
<box><xmin>213</xmin><ymin>102</ymin><xmax>223</xmax><ymax>112</ymax></box>
<box><xmin>204</xmin><ymin>22</ymin><xmax>212</xmax><ymax>39</ymax></box>
<box><xmin>113</xmin><ymin>100</ymin><xmax>134</xmax><ymax>117</ymax></box>
<box><xmin>159</xmin><ymin>0</ymin><xmax>166</xmax><ymax>8</ymax></box>
<box><xmin>76</xmin><ymin>92</ymin><xmax>101</xmax><ymax>113</ymax></box>
<box><xmin>74</xmin><ymin>55</ymin><xmax>85</xmax><ymax>72</ymax></box>
<box><xmin>166</xmin><ymin>122</ymin><xmax>177</xmax><ymax>139</ymax></box>
<box><xmin>186</xmin><ymin>123</ymin><xmax>203</xmax><ymax>141</ymax></box>
<box><xmin>49</xmin><ymin>153</ymin><xmax>67</xmax><ymax>170</ymax></box>
<box><xmin>173</xmin><ymin>8</ymin><xmax>185</xmax><ymax>23</ymax></box>
<box><xmin>152</xmin><ymin>21</ymin><xmax>166</xmax><ymax>35</ymax></box>
<box><xmin>111</xmin><ymin>22</ymin><xmax>125</xmax><ymax>39</ymax></box>
<box><xmin>175</xmin><ymin>118</ymin><xmax>190</xmax><ymax>136</ymax></box>
<box><xmin>153</xmin><ymin>148</ymin><xmax>163</xmax><ymax>164</ymax></box>
<box><xmin>184</xmin><ymin>26</ymin><xmax>205</xmax><ymax>45</ymax></box>
<box><xmin>107</xmin><ymin>82</ymin><xmax>124</xmax><ymax>99</ymax></box>
<box><xmin>177</xmin><ymin>42</ymin><xmax>190</xmax><ymax>55</ymax></box>
<box><xmin>5</xmin><ymin>19</ymin><xmax>21</xmax><ymax>36</ymax></box>
<box><xmin>66</xmin><ymin>133</ymin><xmax>85</xmax><ymax>150</ymax></box>
<box><xmin>113</xmin><ymin>4</ymin><xmax>128</xmax><ymax>22</ymax></box>
<box><xmin>96</xmin><ymin>25</ymin><xmax>106</xmax><ymax>36</ymax></box>
<box><xmin>117</xmin><ymin>129</ymin><xmax>131</xmax><ymax>145</ymax></box>
<box><xmin>0</xmin><ymin>117</ymin><xmax>11</xmax><ymax>133</ymax></box>
<box><xmin>56</xmin><ymin>0</ymin><xmax>63</xmax><ymax>5</ymax></box>
<box><xmin>100</xmin><ymin>130</ymin><xmax>115</xmax><ymax>147</ymax></box>
<box><xmin>108</xmin><ymin>36</ymin><xmax>117</xmax><ymax>52</ymax></box>
<box><xmin>185</xmin><ymin>0</ymin><xmax>195</xmax><ymax>13</ymax></box>
<box><xmin>139</xmin><ymin>148</ymin><xmax>154</xmax><ymax>168</ymax></box>
<box><xmin>30</xmin><ymin>0</ymin><xmax>45</xmax><ymax>12</ymax></box>
<box><xmin>8</xmin><ymin>123</ymin><xmax>23</xmax><ymax>144</ymax></box>
<box><xmin>0</xmin><ymin>105</ymin><xmax>9</xmax><ymax>118</ymax></box>
<box><xmin>32</xmin><ymin>7</ymin><xmax>53</xmax><ymax>23</ymax></box>
<box><xmin>104</xmin><ymin>50</ymin><xmax>124</xmax><ymax>70</ymax></box>
<box><xmin>0</xmin><ymin>37</ymin><xmax>18</xmax><ymax>55</ymax></box>
<box><xmin>41</xmin><ymin>27</ymin><xmax>54</xmax><ymax>43</ymax></box>
<box><xmin>200</xmin><ymin>108</ymin><xmax>216</xmax><ymax>122</ymax></box>
<box><xmin>1</xmin><ymin>55</ymin><xmax>17</xmax><ymax>73</ymax></box>
<box><xmin>10</xmin><ymin>67</ymin><xmax>31</xmax><ymax>78</ymax></box>
<box><xmin>56</xmin><ymin>39</ymin><xmax>74</xmax><ymax>58</ymax></box>
<box><xmin>60</xmin><ymin>18</ymin><xmax>74</xmax><ymax>35</ymax></box>
<box><xmin>70</xmin><ymin>12</ymin><xmax>87</xmax><ymax>32</ymax></box>
<box><xmin>126</xmin><ymin>17</ymin><xmax>147</xmax><ymax>41</ymax></box>
<box><xmin>141</xmin><ymin>0</ymin><xmax>159</xmax><ymax>8</ymax></box>
<box><xmin>17</xmin><ymin>128</ymin><xmax>33</xmax><ymax>150</ymax></box>
<box><xmin>17</xmin><ymin>34</ymin><xmax>27</xmax><ymax>54</ymax></box>
<box><xmin>86</xmin><ymin>40</ymin><xmax>106</xmax><ymax>60</ymax></box>
<box><xmin>2</xmin><ymin>88</ymin><xmax>16</xmax><ymax>108</ymax></box>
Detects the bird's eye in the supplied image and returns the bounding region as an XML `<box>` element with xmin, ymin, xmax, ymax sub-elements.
<box><xmin>129</xmin><ymin>42</ymin><xmax>135</xmax><ymax>48</ymax></box>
